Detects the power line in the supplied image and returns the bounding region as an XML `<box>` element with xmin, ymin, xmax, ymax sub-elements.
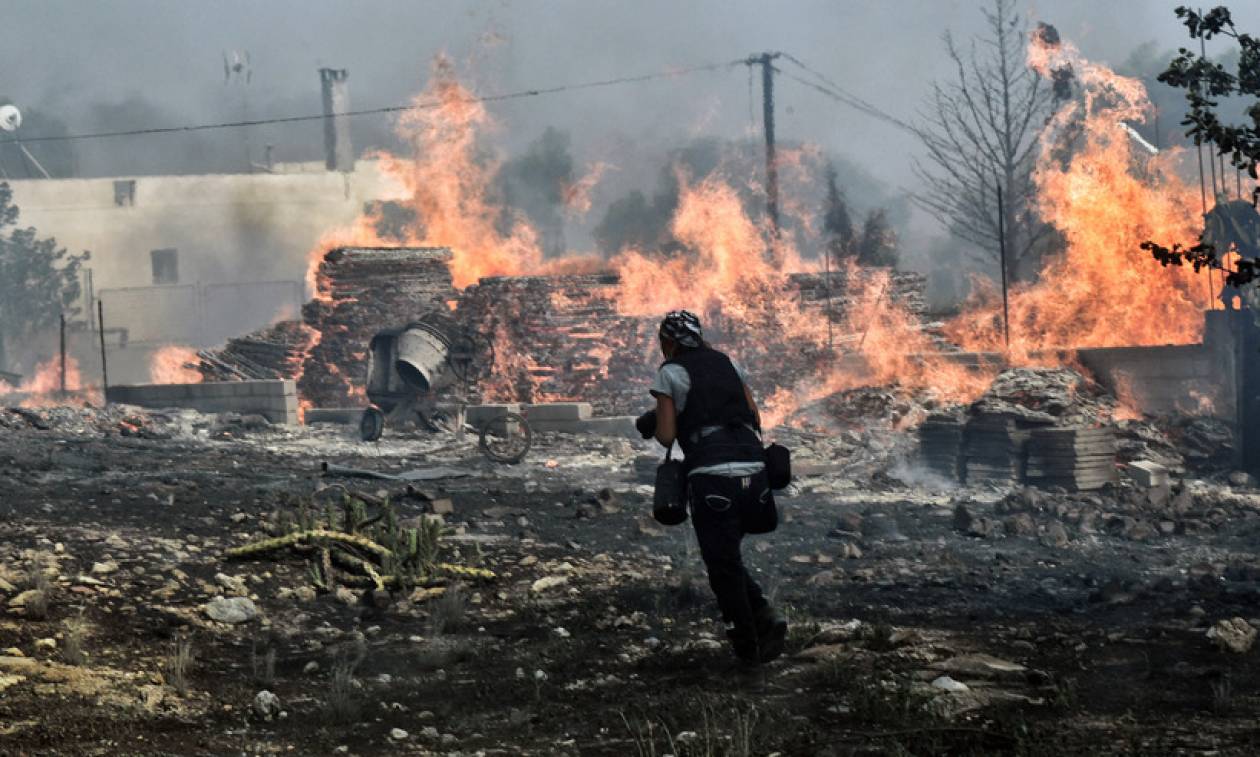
<box><xmin>776</xmin><ymin>53</ymin><xmax>918</xmax><ymax>135</ymax></box>
<box><xmin>17</xmin><ymin>59</ymin><xmax>747</xmax><ymax>145</ymax></box>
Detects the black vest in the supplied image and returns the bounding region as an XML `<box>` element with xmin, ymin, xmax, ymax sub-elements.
<box><xmin>664</xmin><ymin>347</ymin><xmax>764</xmax><ymax>471</ymax></box>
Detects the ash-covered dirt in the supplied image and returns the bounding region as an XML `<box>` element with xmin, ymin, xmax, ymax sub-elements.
<box><xmin>3</xmin><ymin>404</ymin><xmax>1260</xmax><ymax>755</ymax></box>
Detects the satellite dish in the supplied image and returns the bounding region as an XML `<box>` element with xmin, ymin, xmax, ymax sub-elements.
<box><xmin>0</xmin><ymin>105</ymin><xmax>21</xmax><ymax>132</ymax></box>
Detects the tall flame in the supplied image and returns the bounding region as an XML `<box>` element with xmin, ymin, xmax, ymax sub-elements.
<box><xmin>946</xmin><ymin>29</ymin><xmax>1212</xmax><ymax>359</ymax></box>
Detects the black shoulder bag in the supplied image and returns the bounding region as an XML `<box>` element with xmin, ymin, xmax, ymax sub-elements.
<box><xmin>653</xmin><ymin>443</ymin><xmax>688</xmax><ymax>525</ymax></box>
<box><xmin>764</xmin><ymin>441</ymin><xmax>791</xmax><ymax>490</ymax></box>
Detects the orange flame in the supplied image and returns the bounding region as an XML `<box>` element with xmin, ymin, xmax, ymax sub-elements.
<box><xmin>289</xmin><ymin>34</ymin><xmax>1221</xmax><ymax>428</ymax></box>
<box><xmin>946</xmin><ymin>29</ymin><xmax>1210</xmax><ymax>360</ymax></box>
<box><xmin>148</xmin><ymin>345</ymin><xmax>203</xmax><ymax>384</ymax></box>
<box><xmin>0</xmin><ymin>356</ymin><xmax>92</xmax><ymax>408</ymax></box>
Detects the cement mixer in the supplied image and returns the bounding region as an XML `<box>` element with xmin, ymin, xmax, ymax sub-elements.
<box><xmin>359</xmin><ymin>313</ymin><xmax>531</xmax><ymax>463</ymax></box>
<box><xmin>359</xmin><ymin>312</ymin><xmax>462</xmax><ymax>441</ymax></box>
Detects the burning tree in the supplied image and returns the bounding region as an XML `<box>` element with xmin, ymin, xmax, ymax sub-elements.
<box><xmin>1142</xmin><ymin>5</ymin><xmax>1260</xmax><ymax>293</ymax></box>
<box><xmin>0</xmin><ymin>183</ymin><xmax>88</xmax><ymax>373</ymax></box>
<box><xmin>912</xmin><ymin>0</ymin><xmax>1058</xmax><ymax>280</ymax></box>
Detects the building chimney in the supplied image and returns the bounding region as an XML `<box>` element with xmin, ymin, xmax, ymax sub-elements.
<box><xmin>319</xmin><ymin>68</ymin><xmax>354</xmax><ymax>172</ymax></box>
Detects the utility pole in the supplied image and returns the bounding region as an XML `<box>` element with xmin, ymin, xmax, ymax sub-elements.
<box><xmin>997</xmin><ymin>182</ymin><xmax>1011</xmax><ymax>351</ymax></box>
<box><xmin>747</xmin><ymin>52</ymin><xmax>782</xmax><ymax>236</ymax></box>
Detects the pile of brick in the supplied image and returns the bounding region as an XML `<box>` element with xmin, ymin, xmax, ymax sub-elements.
<box><xmin>1025</xmin><ymin>427</ymin><xmax>1119</xmax><ymax>490</ymax></box>
<box><xmin>919</xmin><ymin>413</ymin><xmax>966</xmax><ymax>479</ymax></box>
<box><xmin>456</xmin><ymin>273</ymin><xmax>657</xmax><ymax>415</ymax></box>
<box><xmin>298</xmin><ymin>247</ymin><xmax>458</xmax><ymax>406</ymax></box>
<box><xmin>918</xmin><ymin>368</ymin><xmax>1122</xmax><ymax>490</ymax></box>
<box><xmin>789</xmin><ymin>269</ymin><xmax>928</xmax><ymax>321</ymax></box>
<box><xmin>199</xmin><ymin>250</ymin><xmax>933</xmax><ymax>416</ymax></box>
<box><xmin>197</xmin><ymin>320</ymin><xmax>314</xmax><ymax>381</ymax></box>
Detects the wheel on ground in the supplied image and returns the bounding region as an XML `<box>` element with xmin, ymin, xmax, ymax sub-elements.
<box><xmin>360</xmin><ymin>406</ymin><xmax>385</xmax><ymax>442</ymax></box>
<box><xmin>479</xmin><ymin>411</ymin><xmax>532</xmax><ymax>464</ymax></box>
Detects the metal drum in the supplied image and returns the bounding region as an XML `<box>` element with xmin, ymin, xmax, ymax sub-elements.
<box><xmin>394</xmin><ymin>321</ymin><xmax>456</xmax><ymax>393</ymax></box>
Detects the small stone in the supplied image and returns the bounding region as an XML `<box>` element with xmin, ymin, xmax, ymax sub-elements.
<box><xmin>1229</xmin><ymin>471</ymin><xmax>1255</xmax><ymax>489</ymax></box>
<box><xmin>1207</xmin><ymin>617</ymin><xmax>1257</xmax><ymax>654</ymax></box>
<box><xmin>90</xmin><ymin>561</ymin><xmax>118</xmax><ymax>575</ymax></box>
<box><xmin>34</xmin><ymin>638</ymin><xmax>56</xmax><ymax>651</ymax></box>
<box><xmin>253</xmin><ymin>690</ymin><xmax>282</xmax><ymax>720</ymax></box>
<box><xmin>930</xmin><ymin>675</ymin><xmax>969</xmax><ymax>692</ymax></box>
<box><xmin>644</xmin><ymin>637</ymin><xmax>661</xmax><ymax>650</ymax></box>
<box><xmin>214</xmin><ymin>573</ymin><xmax>247</xmax><ymax>596</ymax></box>
<box><xmin>553</xmin><ymin>627</ymin><xmax>571</xmax><ymax>638</ymax></box>
<box><xmin>596</xmin><ymin>488</ymin><xmax>621</xmax><ymax>514</ymax></box>
<box><xmin>1040</xmin><ymin>522</ymin><xmax>1070</xmax><ymax>549</ymax></box>
<box><xmin>1004</xmin><ymin>513</ymin><xmax>1036</xmax><ymax>537</ymax></box>
<box><xmin>389</xmin><ymin>727</ymin><xmax>410</xmax><ymax>740</ymax></box>
<box><xmin>518</xmin><ymin>555</ymin><xmax>538</xmax><ymax>567</ymax></box>
<box><xmin>421</xmin><ymin>726</ymin><xmax>440</xmax><ymax>739</ymax></box>
<box><xmin>204</xmin><ymin>596</ymin><xmax>259</xmax><ymax>624</ymax></box>
<box><xmin>530</xmin><ymin>576</ymin><xmax>567</xmax><ymax>593</ymax></box>
<box><xmin>303</xmin><ymin>661</ymin><xmax>320</xmax><ymax>675</ymax></box>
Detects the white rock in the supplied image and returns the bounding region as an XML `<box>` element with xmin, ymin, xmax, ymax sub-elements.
<box><xmin>931</xmin><ymin>675</ymin><xmax>969</xmax><ymax>692</ymax></box>
<box><xmin>553</xmin><ymin>627</ymin><xmax>571</xmax><ymax>639</ymax></box>
<box><xmin>1208</xmin><ymin>617</ymin><xmax>1257</xmax><ymax>654</ymax></box>
<box><xmin>389</xmin><ymin>727</ymin><xmax>409</xmax><ymax>740</ymax></box>
<box><xmin>90</xmin><ymin>561</ymin><xmax>118</xmax><ymax>575</ymax></box>
<box><xmin>530</xmin><ymin>575</ymin><xmax>568</xmax><ymax>593</ymax></box>
<box><xmin>204</xmin><ymin>596</ymin><xmax>258</xmax><ymax>624</ymax></box>
<box><xmin>253</xmin><ymin>690</ymin><xmax>282</xmax><ymax>719</ymax></box>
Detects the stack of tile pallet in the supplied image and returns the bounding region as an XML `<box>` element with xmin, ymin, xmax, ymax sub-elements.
<box><xmin>962</xmin><ymin>413</ymin><xmax>1041</xmax><ymax>486</ymax></box>
<box><xmin>298</xmin><ymin>246</ymin><xmax>457</xmax><ymax>406</ymax></box>
<box><xmin>1024</xmin><ymin>426</ymin><xmax>1118</xmax><ymax>491</ymax></box>
<box><xmin>918</xmin><ymin>413</ymin><xmax>966</xmax><ymax>480</ymax></box>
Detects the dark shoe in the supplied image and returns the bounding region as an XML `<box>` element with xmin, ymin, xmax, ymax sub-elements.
<box><xmin>726</xmin><ymin>626</ymin><xmax>761</xmax><ymax>666</ymax></box>
<box><xmin>755</xmin><ymin>606</ymin><xmax>788</xmax><ymax>663</ymax></box>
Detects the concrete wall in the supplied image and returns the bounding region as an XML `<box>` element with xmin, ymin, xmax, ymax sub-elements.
<box><xmin>1075</xmin><ymin>312</ymin><xmax>1236</xmax><ymax>421</ymax></box>
<box><xmin>106</xmin><ymin>379</ymin><xmax>298</xmax><ymax>425</ymax></box>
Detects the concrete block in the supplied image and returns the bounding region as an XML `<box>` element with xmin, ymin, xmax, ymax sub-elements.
<box><xmin>1126</xmin><ymin>460</ymin><xmax>1169</xmax><ymax>488</ymax></box>
<box><xmin>429</xmin><ymin>499</ymin><xmax>454</xmax><ymax>515</ymax></box>
<box><xmin>525</xmin><ymin>402</ymin><xmax>592</xmax><ymax>422</ymax></box>
<box><xmin>466</xmin><ymin>403</ymin><xmax>521</xmax><ymax>428</ymax></box>
<box><xmin>525</xmin><ymin>419</ymin><xmax>587</xmax><ymax>434</ymax></box>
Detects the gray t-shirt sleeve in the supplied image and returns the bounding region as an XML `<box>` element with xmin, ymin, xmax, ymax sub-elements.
<box><xmin>650</xmin><ymin>363</ymin><xmax>692</xmax><ymax>414</ymax></box>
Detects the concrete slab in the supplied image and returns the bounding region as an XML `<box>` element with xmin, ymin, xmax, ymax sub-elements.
<box><xmin>466</xmin><ymin>403</ymin><xmax>521</xmax><ymax>427</ymax></box>
<box><xmin>1126</xmin><ymin>460</ymin><xmax>1169</xmax><ymax>488</ymax></box>
<box><xmin>524</xmin><ymin>402</ymin><xmax>592</xmax><ymax>421</ymax></box>
<box><xmin>104</xmin><ymin>380</ymin><xmax>300</xmax><ymax>425</ymax></box>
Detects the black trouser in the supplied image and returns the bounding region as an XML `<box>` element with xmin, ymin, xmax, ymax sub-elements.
<box><xmin>688</xmin><ymin>471</ymin><xmax>776</xmax><ymax>643</ymax></box>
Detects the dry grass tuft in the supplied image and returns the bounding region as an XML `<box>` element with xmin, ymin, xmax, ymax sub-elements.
<box><xmin>164</xmin><ymin>637</ymin><xmax>196</xmax><ymax>696</ymax></box>
<box><xmin>63</xmin><ymin>610</ymin><xmax>88</xmax><ymax>665</ymax></box>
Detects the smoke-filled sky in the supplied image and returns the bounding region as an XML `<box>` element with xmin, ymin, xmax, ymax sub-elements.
<box><xmin>2</xmin><ymin>0</ymin><xmax>1258</xmax><ymax>249</ymax></box>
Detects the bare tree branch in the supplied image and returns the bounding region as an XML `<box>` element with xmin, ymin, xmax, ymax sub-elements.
<box><xmin>911</xmin><ymin>0</ymin><xmax>1056</xmax><ymax>278</ymax></box>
